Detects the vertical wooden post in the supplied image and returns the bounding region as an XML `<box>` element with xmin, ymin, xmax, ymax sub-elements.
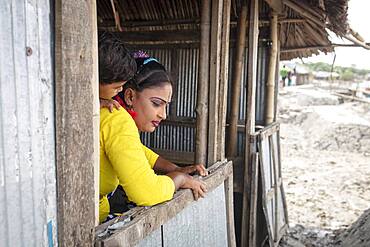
<box><xmin>208</xmin><ymin>0</ymin><xmax>223</xmax><ymax>165</ymax></box>
<box><xmin>241</xmin><ymin>0</ymin><xmax>259</xmax><ymax>246</ymax></box>
<box><xmin>225</xmin><ymin>173</ymin><xmax>237</xmax><ymax>247</ymax></box>
<box><xmin>217</xmin><ymin>0</ymin><xmax>232</xmax><ymax>161</ymax></box>
<box><xmin>195</xmin><ymin>0</ymin><xmax>211</xmax><ymax>165</ymax></box>
<box><xmin>55</xmin><ymin>0</ymin><xmax>99</xmax><ymax>245</ymax></box>
<box><xmin>265</xmin><ymin>12</ymin><xmax>278</xmax><ymax>125</ymax></box>
<box><xmin>226</xmin><ymin>1</ymin><xmax>248</xmax><ymax>158</ymax></box>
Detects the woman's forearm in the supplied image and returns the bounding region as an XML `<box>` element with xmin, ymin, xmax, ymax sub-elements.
<box><xmin>153</xmin><ymin>156</ymin><xmax>180</xmax><ymax>174</ymax></box>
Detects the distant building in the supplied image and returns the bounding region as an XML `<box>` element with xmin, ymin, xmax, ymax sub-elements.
<box><xmin>314</xmin><ymin>71</ymin><xmax>340</xmax><ymax>80</ymax></box>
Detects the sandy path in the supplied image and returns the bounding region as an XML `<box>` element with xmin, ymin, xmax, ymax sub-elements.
<box><xmin>278</xmin><ymin>85</ymin><xmax>370</xmax><ymax>246</ymax></box>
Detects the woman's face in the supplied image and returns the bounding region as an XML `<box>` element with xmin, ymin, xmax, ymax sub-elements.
<box><xmin>130</xmin><ymin>83</ymin><xmax>172</xmax><ymax>132</ymax></box>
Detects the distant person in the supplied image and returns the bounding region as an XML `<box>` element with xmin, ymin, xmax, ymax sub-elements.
<box><xmin>280</xmin><ymin>65</ymin><xmax>288</xmax><ymax>87</ymax></box>
<box><xmin>287</xmin><ymin>70</ymin><xmax>292</xmax><ymax>86</ymax></box>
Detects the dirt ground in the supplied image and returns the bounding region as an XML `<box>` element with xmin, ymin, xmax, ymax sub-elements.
<box><xmin>277</xmin><ymin>84</ymin><xmax>370</xmax><ymax>246</ymax></box>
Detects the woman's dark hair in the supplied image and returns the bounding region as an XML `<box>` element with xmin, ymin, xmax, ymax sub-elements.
<box><xmin>98</xmin><ymin>32</ymin><xmax>137</xmax><ymax>84</ymax></box>
<box><xmin>125</xmin><ymin>57</ymin><xmax>172</xmax><ymax>91</ymax></box>
<box><xmin>115</xmin><ymin>56</ymin><xmax>172</xmax><ymax>106</ymax></box>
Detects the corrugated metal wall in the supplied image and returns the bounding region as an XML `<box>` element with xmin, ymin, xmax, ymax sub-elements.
<box><xmin>137</xmin><ymin>184</ymin><xmax>228</xmax><ymax>247</ymax></box>
<box><xmin>133</xmin><ymin>41</ymin><xmax>269</xmax><ymax>158</ymax></box>
<box><xmin>0</xmin><ymin>0</ymin><xmax>57</xmax><ymax>246</ymax></box>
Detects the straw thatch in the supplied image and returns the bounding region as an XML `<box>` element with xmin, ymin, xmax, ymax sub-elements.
<box><xmin>280</xmin><ymin>0</ymin><xmax>349</xmax><ymax>60</ymax></box>
<box><xmin>96</xmin><ymin>0</ymin><xmax>351</xmax><ymax>60</ymax></box>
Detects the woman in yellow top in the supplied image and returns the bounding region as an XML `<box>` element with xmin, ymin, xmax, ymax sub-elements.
<box><xmin>99</xmin><ymin>52</ymin><xmax>207</xmax><ymax>223</ymax></box>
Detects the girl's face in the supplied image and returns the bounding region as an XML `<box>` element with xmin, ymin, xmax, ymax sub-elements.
<box><xmin>128</xmin><ymin>83</ymin><xmax>172</xmax><ymax>132</ymax></box>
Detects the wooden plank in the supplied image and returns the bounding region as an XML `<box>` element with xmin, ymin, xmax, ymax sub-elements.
<box><xmin>208</xmin><ymin>0</ymin><xmax>223</xmax><ymax>165</ymax></box>
<box><xmin>195</xmin><ymin>0</ymin><xmax>211</xmax><ymax>165</ymax></box>
<box><xmin>95</xmin><ymin>161</ymin><xmax>233</xmax><ymax>246</ymax></box>
<box><xmin>241</xmin><ymin>0</ymin><xmax>259</xmax><ymax>245</ymax></box>
<box><xmin>55</xmin><ymin>0</ymin><xmax>99</xmax><ymax>245</ymax></box>
<box><xmin>217</xmin><ymin>0</ymin><xmax>231</xmax><ymax>161</ymax></box>
<box><xmin>277</xmin><ymin>129</ymin><xmax>289</xmax><ymax>230</ymax></box>
<box><xmin>271</xmin><ymin>134</ymin><xmax>279</xmax><ymax>243</ymax></box>
<box><xmin>258</xmin><ymin>134</ymin><xmax>275</xmax><ymax>247</ymax></box>
<box><xmin>248</xmin><ymin>153</ymin><xmax>259</xmax><ymax>247</ymax></box>
<box><xmin>225</xmin><ymin>172</ymin><xmax>237</xmax><ymax>247</ymax></box>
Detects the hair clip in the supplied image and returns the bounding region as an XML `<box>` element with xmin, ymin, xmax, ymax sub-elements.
<box><xmin>143</xmin><ymin>58</ymin><xmax>158</xmax><ymax>65</ymax></box>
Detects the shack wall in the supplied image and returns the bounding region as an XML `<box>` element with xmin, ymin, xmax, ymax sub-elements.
<box><xmin>0</xmin><ymin>0</ymin><xmax>57</xmax><ymax>246</ymax></box>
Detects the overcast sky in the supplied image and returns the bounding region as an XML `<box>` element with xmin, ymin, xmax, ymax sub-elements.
<box><xmin>297</xmin><ymin>0</ymin><xmax>370</xmax><ymax>69</ymax></box>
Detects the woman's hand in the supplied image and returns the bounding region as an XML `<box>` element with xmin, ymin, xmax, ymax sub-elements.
<box><xmin>100</xmin><ymin>98</ymin><xmax>121</xmax><ymax>112</ymax></box>
<box><xmin>182</xmin><ymin>174</ymin><xmax>207</xmax><ymax>200</ymax></box>
<box><xmin>167</xmin><ymin>172</ymin><xmax>207</xmax><ymax>200</ymax></box>
<box><xmin>177</xmin><ymin>164</ymin><xmax>208</xmax><ymax>177</ymax></box>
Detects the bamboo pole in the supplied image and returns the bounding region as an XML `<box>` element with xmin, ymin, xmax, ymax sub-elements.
<box><xmin>241</xmin><ymin>0</ymin><xmax>259</xmax><ymax>245</ymax></box>
<box><xmin>226</xmin><ymin>0</ymin><xmax>248</xmax><ymax>158</ymax></box>
<box><xmin>265</xmin><ymin>13</ymin><xmax>278</xmax><ymax>124</ymax></box>
<box><xmin>195</xmin><ymin>0</ymin><xmax>211</xmax><ymax>165</ymax></box>
<box><xmin>343</xmin><ymin>34</ymin><xmax>370</xmax><ymax>50</ymax></box>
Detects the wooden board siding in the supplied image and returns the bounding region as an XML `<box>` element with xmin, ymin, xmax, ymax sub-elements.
<box><xmin>55</xmin><ymin>0</ymin><xmax>99</xmax><ymax>245</ymax></box>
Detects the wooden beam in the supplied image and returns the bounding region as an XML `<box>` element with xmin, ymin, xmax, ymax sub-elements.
<box><xmin>241</xmin><ymin>0</ymin><xmax>259</xmax><ymax>245</ymax></box>
<box><xmin>343</xmin><ymin>35</ymin><xmax>370</xmax><ymax>50</ymax></box>
<box><xmin>55</xmin><ymin>0</ymin><xmax>99</xmax><ymax>245</ymax></box>
<box><xmin>195</xmin><ymin>0</ymin><xmax>211</xmax><ymax>165</ymax></box>
<box><xmin>248</xmin><ymin>153</ymin><xmax>259</xmax><ymax>247</ymax></box>
<box><xmin>112</xmin><ymin>30</ymin><xmax>200</xmax><ymax>44</ymax></box>
<box><xmin>265</xmin><ymin>13</ymin><xmax>278</xmax><ymax>124</ymax></box>
<box><xmin>100</xmin><ymin>18</ymin><xmax>304</xmax><ymax>30</ymax></box>
<box><xmin>95</xmin><ymin>161</ymin><xmax>234</xmax><ymax>246</ymax></box>
<box><xmin>281</xmin><ymin>43</ymin><xmax>370</xmax><ymax>53</ymax></box>
<box><xmin>225</xmin><ymin>171</ymin><xmax>237</xmax><ymax>247</ymax></box>
<box><xmin>227</xmin><ymin>0</ymin><xmax>247</xmax><ymax>158</ymax></box>
<box><xmin>217</xmin><ymin>0</ymin><xmax>232</xmax><ymax>161</ymax></box>
<box><xmin>208</xmin><ymin>0</ymin><xmax>224</xmax><ymax>165</ymax></box>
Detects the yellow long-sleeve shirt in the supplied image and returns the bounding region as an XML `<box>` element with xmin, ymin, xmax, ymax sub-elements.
<box><xmin>99</xmin><ymin>108</ymin><xmax>175</xmax><ymax>223</ymax></box>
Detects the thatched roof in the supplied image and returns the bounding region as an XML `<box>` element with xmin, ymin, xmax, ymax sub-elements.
<box><xmin>279</xmin><ymin>0</ymin><xmax>350</xmax><ymax>60</ymax></box>
<box><xmin>96</xmin><ymin>0</ymin><xmax>361</xmax><ymax>60</ymax></box>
